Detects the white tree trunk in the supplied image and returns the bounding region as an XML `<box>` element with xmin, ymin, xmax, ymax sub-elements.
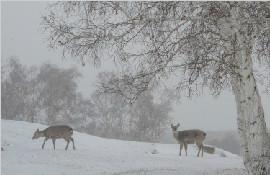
<box><xmin>229</xmin><ymin>32</ymin><xmax>270</xmax><ymax>175</ymax></box>
<box><xmin>216</xmin><ymin>5</ymin><xmax>270</xmax><ymax>174</ymax></box>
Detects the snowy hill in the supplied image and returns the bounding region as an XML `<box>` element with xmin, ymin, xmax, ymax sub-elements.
<box><xmin>1</xmin><ymin>120</ymin><xmax>246</xmax><ymax>175</ymax></box>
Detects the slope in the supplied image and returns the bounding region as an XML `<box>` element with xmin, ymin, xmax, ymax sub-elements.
<box><xmin>1</xmin><ymin>120</ymin><xmax>246</xmax><ymax>175</ymax></box>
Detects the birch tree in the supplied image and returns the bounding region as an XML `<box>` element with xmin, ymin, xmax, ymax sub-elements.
<box><xmin>42</xmin><ymin>2</ymin><xmax>270</xmax><ymax>174</ymax></box>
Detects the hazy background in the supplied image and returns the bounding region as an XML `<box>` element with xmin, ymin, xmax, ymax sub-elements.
<box><xmin>2</xmin><ymin>1</ymin><xmax>270</xmax><ymax>155</ymax></box>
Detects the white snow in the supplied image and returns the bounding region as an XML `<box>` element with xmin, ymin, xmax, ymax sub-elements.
<box><xmin>1</xmin><ymin>120</ymin><xmax>247</xmax><ymax>175</ymax></box>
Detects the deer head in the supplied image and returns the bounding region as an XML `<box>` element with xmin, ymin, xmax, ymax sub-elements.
<box><xmin>32</xmin><ymin>129</ymin><xmax>42</xmax><ymax>139</ymax></box>
<box><xmin>171</xmin><ymin>123</ymin><xmax>180</xmax><ymax>132</ymax></box>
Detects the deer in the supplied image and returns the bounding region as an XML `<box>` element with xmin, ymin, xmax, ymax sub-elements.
<box><xmin>171</xmin><ymin>123</ymin><xmax>206</xmax><ymax>157</ymax></box>
<box><xmin>32</xmin><ymin>125</ymin><xmax>75</xmax><ymax>150</ymax></box>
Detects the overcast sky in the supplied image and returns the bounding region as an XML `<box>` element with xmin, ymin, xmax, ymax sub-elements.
<box><xmin>2</xmin><ymin>1</ymin><xmax>269</xmax><ymax>131</ymax></box>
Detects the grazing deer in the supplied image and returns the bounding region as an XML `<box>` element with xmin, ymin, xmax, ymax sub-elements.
<box><xmin>203</xmin><ymin>145</ymin><xmax>215</xmax><ymax>154</ymax></box>
<box><xmin>171</xmin><ymin>123</ymin><xmax>206</xmax><ymax>157</ymax></box>
<box><xmin>32</xmin><ymin>125</ymin><xmax>75</xmax><ymax>150</ymax></box>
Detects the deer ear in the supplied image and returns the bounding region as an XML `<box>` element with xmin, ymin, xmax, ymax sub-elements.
<box><xmin>171</xmin><ymin>124</ymin><xmax>173</xmax><ymax>128</ymax></box>
<box><xmin>37</xmin><ymin>129</ymin><xmax>39</xmax><ymax>132</ymax></box>
<box><xmin>177</xmin><ymin>123</ymin><xmax>180</xmax><ymax>127</ymax></box>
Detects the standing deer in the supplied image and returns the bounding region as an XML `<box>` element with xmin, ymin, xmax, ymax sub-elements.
<box><xmin>32</xmin><ymin>125</ymin><xmax>75</xmax><ymax>150</ymax></box>
<box><xmin>171</xmin><ymin>123</ymin><xmax>206</xmax><ymax>157</ymax></box>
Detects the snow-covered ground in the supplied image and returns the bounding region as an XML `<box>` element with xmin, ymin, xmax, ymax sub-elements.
<box><xmin>1</xmin><ymin>120</ymin><xmax>246</xmax><ymax>175</ymax></box>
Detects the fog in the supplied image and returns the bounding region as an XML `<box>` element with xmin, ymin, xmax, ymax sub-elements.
<box><xmin>2</xmin><ymin>1</ymin><xmax>269</xmax><ymax>132</ymax></box>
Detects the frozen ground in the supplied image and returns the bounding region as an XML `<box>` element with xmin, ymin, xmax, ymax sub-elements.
<box><xmin>1</xmin><ymin>120</ymin><xmax>246</xmax><ymax>175</ymax></box>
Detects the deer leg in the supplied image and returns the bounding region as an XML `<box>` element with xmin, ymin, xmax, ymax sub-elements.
<box><xmin>52</xmin><ymin>139</ymin><xmax>56</xmax><ymax>150</ymax></box>
<box><xmin>201</xmin><ymin>145</ymin><xmax>204</xmax><ymax>157</ymax></box>
<box><xmin>196</xmin><ymin>143</ymin><xmax>201</xmax><ymax>157</ymax></box>
<box><xmin>42</xmin><ymin>137</ymin><xmax>48</xmax><ymax>149</ymax></box>
<box><xmin>70</xmin><ymin>137</ymin><xmax>75</xmax><ymax>150</ymax></box>
<box><xmin>184</xmin><ymin>143</ymin><xmax>188</xmax><ymax>156</ymax></box>
<box><xmin>179</xmin><ymin>144</ymin><xmax>183</xmax><ymax>156</ymax></box>
<box><xmin>65</xmin><ymin>138</ymin><xmax>70</xmax><ymax>150</ymax></box>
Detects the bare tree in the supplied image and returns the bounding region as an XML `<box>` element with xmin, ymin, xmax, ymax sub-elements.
<box><xmin>129</xmin><ymin>90</ymin><xmax>171</xmax><ymax>142</ymax></box>
<box><xmin>42</xmin><ymin>2</ymin><xmax>270</xmax><ymax>174</ymax></box>
<box><xmin>2</xmin><ymin>59</ymin><xmax>97</xmax><ymax>132</ymax></box>
<box><xmin>2</xmin><ymin>58</ymin><xmax>29</xmax><ymax>120</ymax></box>
<box><xmin>93</xmin><ymin>72</ymin><xmax>171</xmax><ymax>141</ymax></box>
<box><xmin>91</xmin><ymin>92</ymin><xmax>119</xmax><ymax>139</ymax></box>
<box><xmin>68</xmin><ymin>93</ymin><xmax>97</xmax><ymax>132</ymax></box>
<box><xmin>37</xmin><ymin>63</ymin><xmax>81</xmax><ymax>125</ymax></box>
<box><xmin>25</xmin><ymin>66</ymin><xmax>42</xmax><ymax>123</ymax></box>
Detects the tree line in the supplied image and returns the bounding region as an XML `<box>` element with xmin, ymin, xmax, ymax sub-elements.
<box><xmin>1</xmin><ymin>57</ymin><xmax>172</xmax><ymax>142</ymax></box>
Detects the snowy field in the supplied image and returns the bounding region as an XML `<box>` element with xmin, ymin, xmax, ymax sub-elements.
<box><xmin>1</xmin><ymin>120</ymin><xmax>246</xmax><ymax>175</ymax></box>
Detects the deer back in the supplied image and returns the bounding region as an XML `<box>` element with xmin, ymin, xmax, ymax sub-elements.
<box><xmin>44</xmin><ymin>125</ymin><xmax>73</xmax><ymax>138</ymax></box>
<box><xmin>178</xmin><ymin>129</ymin><xmax>205</xmax><ymax>143</ymax></box>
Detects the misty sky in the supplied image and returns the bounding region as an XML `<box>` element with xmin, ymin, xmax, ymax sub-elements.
<box><xmin>2</xmin><ymin>1</ymin><xmax>270</xmax><ymax>131</ymax></box>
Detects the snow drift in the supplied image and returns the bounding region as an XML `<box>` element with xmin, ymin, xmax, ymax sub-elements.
<box><xmin>1</xmin><ymin>120</ymin><xmax>246</xmax><ymax>175</ymax></box>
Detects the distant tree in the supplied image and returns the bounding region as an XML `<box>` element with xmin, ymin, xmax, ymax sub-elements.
<box><xmin>37</xmin><ymin>63</ymin><xmax>81</xmax><ymax>125</ymax></box>
<box><xmin>1</xmin><ymin>58</ymin><xmax>98</xmax><ymax>133</ymax></box>
<box><xmin>151</xmin><ymin>101</ymin><xmax>172</xmax><ymax>141</ymax></box>
<box><xmin>92</xmin><ymin>92</ymin><xmax>115</xmax><ymax>138</ymax></box>
<box><xmin>65</xmin><ymin>93</ymin><xmax>97</xmax><ymax>133</ymax></box>
<box><xmin>92</xmin><ymin>72</ymin><xmax>171</xmax><ymax>141</ymax></box>
<box><xmin>1</xmin><ymin>58</ymin><xmax>29</xmax><ymax>120</ymax></box>
<box><xmin>43</xmin><ymin>2</ymin><xmax>270</xmax><ymax>174</ymax></box>
<box><xmin>129</xmin><ymin>91</ymin><xmax>172</xmax><ymax>142</ymax></box>
<box><xmin>24</xmin><ymin>66</ymin><xmax>42</xmax><ymax>123</ymax></box>
<box><xmin>91</xmin><ymin>91</ymin><xmax>128</xmax><ymax>139</ymax></box>
<box><xmin>92</xmin><ymin>72</ymin><xmax>130</xmax><ymax>139</ymax></box>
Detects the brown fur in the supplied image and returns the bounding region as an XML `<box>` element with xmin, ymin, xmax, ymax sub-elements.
<box><xmin>203</xmin><ymin>145</ymin><xmax>215</xmax><ymax>154</ymax></box>
<box><xmin>32</xmin><ymin>125</ymin><xmax>75</xmax><ymax>150</ymax></box>
<box><xmin>171</xmin><ymin>123</ymin><xmax>206</xmax><ymax>157</ymax></box>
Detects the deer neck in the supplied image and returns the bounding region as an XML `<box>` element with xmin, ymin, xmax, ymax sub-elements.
<box><xmin>38</xmin><ymin>131</ymin><xmax>46</xmax><ymax>137</ymax></box>
<box><xmin>173</xmin><ymin>131</ymin><xmax>179</xmax><ymax>140</ymax></box>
